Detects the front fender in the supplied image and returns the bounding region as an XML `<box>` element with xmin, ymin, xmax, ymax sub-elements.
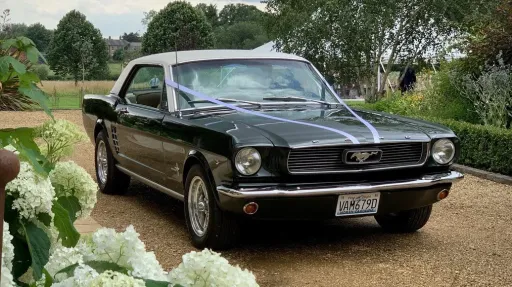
<box><xmin>183</xmin><ymin>149</ymin><xmax>233</xmax><ymax>204</ymax></box>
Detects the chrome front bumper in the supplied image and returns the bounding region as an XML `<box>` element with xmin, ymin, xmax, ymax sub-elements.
<box><xmin>217</xmin><ymin>171</ymin><xmax>464</xmax><ymax>199</ymax></box>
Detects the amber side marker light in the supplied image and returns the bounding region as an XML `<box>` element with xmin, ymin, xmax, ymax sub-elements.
<box><xmin>437</xmin><ymin>189</ymin><xmax>449</xmax><ymax>200</ymax></box>
<box><xmin>243</xmin><ymin>202</ymin><xmax>259</xmax><ymax>215</ymax></box>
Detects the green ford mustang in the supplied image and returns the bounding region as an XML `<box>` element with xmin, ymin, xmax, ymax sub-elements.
<box><xmin>82</xmin><ymin>50</ymin><xmax>464</xmax><ymax>249</ymax></box>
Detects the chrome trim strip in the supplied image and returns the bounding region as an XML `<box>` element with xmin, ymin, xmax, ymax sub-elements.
<box><xmin>116</xmin><ymin>165</ymin><xmax>184</xmax><ymax>201</ymax></box>
<box><xmin>217</xmin><ymin>171</ymin><xmax>464</xmax><ymax>199</ymax></box>
<box><xmin>286</xmin><ymin>142</ymin><xmax>430</xmax><ymax>174</ymax></box>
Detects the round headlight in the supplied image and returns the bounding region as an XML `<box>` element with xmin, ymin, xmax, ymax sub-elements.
<box><xmin>235</xmin><ymin>147</ymin><xmax>262</xmax><ymax>175</ymax></box>
<box><xmin>432</xmin><ymin>139</ymin><xmax>455</xmax><ymax>165</ymax></box>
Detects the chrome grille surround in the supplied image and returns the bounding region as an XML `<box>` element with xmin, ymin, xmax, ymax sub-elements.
<box><xmin>287</xmin><ymin>142</ymin><xmax>429</xmax><ymax>174</ymax></box>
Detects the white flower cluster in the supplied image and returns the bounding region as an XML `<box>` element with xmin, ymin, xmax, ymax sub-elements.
<box><xmin>36</xmin><ymin>119</ymin><xmax>88</xmax><ymax>163</ymax></box>
<box><xmin>49</xmin><ymin>161</ymin><xmax>98</xmax><ymax>219</ymax></box>
<box><xmin>51</xmin><ymin>265</ymin><xmax>99</xmax><ymax>287</ymax></box>
<box><xmin>44</xmin><ymin>245</ymin><xmax>84</xmax><ymax>281</ymax></box>
<box><xmin>168</xmin><ymin>249</ymin><xmax>259</xmax><ymax>287</ymax></box>
<box><xmin>81</xmin><ymin>225</ymin><xmax>167</xmax><ymax>281</ymax></box>
<box><xmin>1</xmin><ymin>222</ymin><xmax>15</xmax><ymax>287</ymax></box>
<box><xmin>5</xmin><ymin>162</ymin><xmax>55</xmax><ymax>220</ymax></box>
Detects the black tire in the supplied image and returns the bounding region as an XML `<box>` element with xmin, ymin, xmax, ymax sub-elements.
<box><xmin>184</xmin><ymin>165</ymin><xmax>240</xmax><ymax>250</ymax></box>
<box><xmin>374</xmin><ymin>205</ymin><xmax>433</xmax><ymax>233</ymax></box>
<box><xmin>95</xmin><ymin>130</ymin><xmax>130</xmax><ymax>195</ymax></box>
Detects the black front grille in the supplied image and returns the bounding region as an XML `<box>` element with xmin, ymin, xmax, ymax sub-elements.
<box><xmin>287</xmin><ymin>142</ymin><xmax>428</xmax><ymax>173</ymax></box>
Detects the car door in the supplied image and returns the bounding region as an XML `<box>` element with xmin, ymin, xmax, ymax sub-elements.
<box><xmin>114</xmin><ymin>65</ymin><xmax>167</xmax><ymax>185</ymax></box>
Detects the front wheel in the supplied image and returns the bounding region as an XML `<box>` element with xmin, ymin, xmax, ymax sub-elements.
<box><xmin>184</xmin><ymin>165</ymin><xmax>240</xmax><ymax>250</ymax></box>
<box><xmin>374</xmin><ymin>205</ymin><xmax>433</xmax><ymax>233</ymax></box>
<box><xmin>95</xmin><ymin>130</ymin><xmax>130</xmax><ymax>195</ymax></box>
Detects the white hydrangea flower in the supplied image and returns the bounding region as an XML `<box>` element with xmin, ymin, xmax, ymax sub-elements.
<box><xmin>2</xmin><ymin>222</ymin><xmax>14</xmax><ymax>273</ymax></box>
<box><xmin>1</xmin><ymin>264</ymin><xmax>15</xmax><ymax>287</ymax></box>
<box><xmin>36</xmin><ymin>119</ymin><xmax>88</xmax><ymax>164</ymax></box>
<box><xmin>49</xmin><ymin>161</ymin><xmax>98</xmax><ymax>219</ymax></box>
<box><xmin>81</xmin><ymin>225</ymin><xmax>167</xmax><ymax>281</ymax></box>
<box><xmin>5</xmin><ymin>162</ymin><xmax>55</xmax><ymax>221</ymax></box>
<box><xmin>88</xmin><ymin>271</ymin><xmax>146</xmax><ymax>287</ymax></box>
<box><xmin>168</xmin><ymin>249</ymin><xmax>259</xmax><ymax>287</ymax></box>
<box><xmin>50</xmin><ymin>265</ymin><xmax>99</xmax><ymax>287</ymax></box>
<box><xmin>44</xmin><ymin>245</ymin><xmax>84</xmax><ymax>282</ymax></box>
<box><xmin>1</xmin><ymin>222</ymin><xmax>15</xmax><ymax>287</ymax></box>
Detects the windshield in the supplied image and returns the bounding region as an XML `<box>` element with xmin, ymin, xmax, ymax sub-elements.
<box><xmin>171</xmin><ymin>59</ymin><xmax>340</xmax><ymax>109</ymax></box>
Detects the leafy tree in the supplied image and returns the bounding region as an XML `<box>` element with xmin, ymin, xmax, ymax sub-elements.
<box><xmin>218</xmin><ymin>4</ymin><xmax>264</xmax><ymax>26</ymax></box>
<box><xmin>122</xmin><ymin>32</ymin><xmax>141</xmax><ymax>42</ymax></box>
<box><xmin>113</xmin><ymin>48</ymin><xmax>125</xmax><ymax>61</ymax></box>
<box><xmin>25</xmin><ymin>23</ymin><xmax>53</xmax><ymax>53</ymax></box>
<box><xmin>142</xmin><ymin>2</ymin><xmax>214</xmax><ymax>54</ymax></box>
<box><xmin>196</xmin><ymin>3</ymin><xmax>219</xmax><ymax>28</ymax></box>
<box><xmin>2</xmin><ymin>23</ymin><xmax>28</xmax><ymax>38</ymax></box>
<box><xmin>215</xmin><ymin>21</ymin><xmax>268</xmax><ymax>49</ymax></box>
<box><xmin>466</xmin><ymin>0</ymin><xmax>512</xmax><ymax>66</ymax></box>
<box><xmin>141</xmin><ymin>10</ymin><xmax>157</xmax><ymax>27</ymax></box>
<box><xmin>265</xmin><ymin>0</ymin><xmax>486</xmax><ymax>101</ymax></box>
<box><xmin>47</xmin><ymin>10</ymin><xmax>109</xmax><ymax>83</ymax></box>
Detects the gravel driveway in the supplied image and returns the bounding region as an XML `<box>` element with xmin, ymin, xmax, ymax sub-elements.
<box><xmin>2</xmin><ymin>110</ymin><xmax>512</xmax><ymax>287</ymax></box>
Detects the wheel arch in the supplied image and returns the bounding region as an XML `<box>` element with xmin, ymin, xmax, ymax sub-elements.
<box><xmin>94</xmin><ymin>119</ymin><xmax>107</xmax><ymax>140</ymax></box>
<box><xmin>183</xmin><ymin>150</ymin><xmax>220</xmax><ymax>203</ymax></box>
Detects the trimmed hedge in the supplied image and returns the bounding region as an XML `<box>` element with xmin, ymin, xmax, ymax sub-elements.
<box><xmin>432</xmin><ymin>118</ymin><xmax>512</xmax><ymax>176</ymax></box>
<box><xmin>349</xmin><ymin>102</ymin><xmax>512</xmax><ymax>176</ymax></box>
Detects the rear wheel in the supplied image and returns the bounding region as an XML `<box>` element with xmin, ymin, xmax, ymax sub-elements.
<box><xmin>374</xmin><ymin>205</ymin><xmax>433</xmax><ymax>233</ymax></box>
<box><xmin>95</xmin><ymin>130</ymin><xmax>130</xmax><ymax>195</ymax></box>
<box><xmin>184</xmin><ymin>165</ymin><xmax>240</xmax><ymax>250</ymax></box>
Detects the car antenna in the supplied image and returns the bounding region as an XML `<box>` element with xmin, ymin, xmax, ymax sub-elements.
<box><xmin>174</xmin><ymin>35</ymin><xmax>182</xmax><ymax>118</ymax></box>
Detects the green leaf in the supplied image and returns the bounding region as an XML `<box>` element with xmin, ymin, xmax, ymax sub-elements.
<box><xmin>144</xmin><ymin>279</ymin><xmax>173</xmax><ymax>287</ymax></box>
<box><xmin>37</xmin><ymin>213</ymin><xmax>52</xmax><ymax>227</ymax></box>
<box><xmin>0</xmin><ymin>128</ymin><xmax>53</xmax><ymax>176</ymax></box>
<box><xmin>0</xmin><ymin>39</ymin><xmax>17</xmax><ymax>49</ymax></box>
<box><xmin>57</xmin><ymin>196</ymin><xmax>81</xmax><ymax>223</ymax></box>
<box><xmin>85</xmin><ymin>261</ymin><xmax>129</xmax><ymax>274</ymax></box>
<box><xmin>22</xmin><ymin>222</ymin><xmax>51</xmax><ymax>280</ymax></box>
<box><xmin>26</xmin><ymin>46</ymin><xmax>39</xmax><ymax>63</ymax></box>
<box><xmin>52</xmin><ymin>201</ymin><xmax>80</xmax><ymax>248</ymax></box>
<box><xmin>19</xmin><ymin>71</ymin><xmax>41</xmax><ymax>87</ymax></box>
<box><xmin>0</xmin><ymin>55</ymin><xmax>26</xmax><ymax>74</ymax></box>
<box><xmin>18</xmin><ymin>84</ymin><xmax>52</xmax><ymax>118</ymax></box>
<box><xmin>54</xmin><ymin>263</ymin><xmax>79</xmax><ymax>278</ymax></box>
<box><xmin>11</xmin><ymin>236</ymin><xmax>32</xmax><ymax>281</ymax></box>
<box><xmin>43</xmin><ymin>269</ymin><xmax>53</xmax><ymax>287</ymax></box>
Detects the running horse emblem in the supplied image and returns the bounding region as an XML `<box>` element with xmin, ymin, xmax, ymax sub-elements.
<box><xmin>350</xmin><ymin>151</ymin><xmax>379</xmax><ymax>163</ymax></box>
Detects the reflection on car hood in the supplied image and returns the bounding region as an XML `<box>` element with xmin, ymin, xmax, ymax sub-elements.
<box><xmin>186</xmin><ymin>106</ymin><xmax>455</xmax><ymax>147</ymax></box>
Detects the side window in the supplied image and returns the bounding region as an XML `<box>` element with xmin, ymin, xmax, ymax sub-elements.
<box><xmin>124</xmin><ymin>66</ymin><xmax>165</xmax><ymax>109</ymax></box>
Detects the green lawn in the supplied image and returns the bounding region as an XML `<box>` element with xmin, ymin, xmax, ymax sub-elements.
<box><xmin>108</xmin><ymin>62</ymin><xmax>123</xmax><ymax>78</ymax></box>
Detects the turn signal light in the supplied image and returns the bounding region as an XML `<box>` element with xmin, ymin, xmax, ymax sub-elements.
<box><xmin>243</xmin><ymin>202</ymin><xmax>259</xmax><ymax>215</ymax></box>
<box><xmin>437</xmin><ymin>189</ymin><xmax>449</xmax><ymax>200</ymax></box>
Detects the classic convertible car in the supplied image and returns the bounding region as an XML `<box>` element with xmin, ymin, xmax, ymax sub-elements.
<box><xmin>82</xmin><ymin>50</ymin><xmax>464</xmax><ymax>249</ymax></box>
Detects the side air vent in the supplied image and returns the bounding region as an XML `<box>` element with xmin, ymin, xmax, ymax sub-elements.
<box><xmin>111</xmin><ymin>126</ymin><xmax>120</xmax><ymax>153</ymax></box>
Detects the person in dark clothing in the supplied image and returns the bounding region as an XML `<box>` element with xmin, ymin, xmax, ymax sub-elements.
<box><xmin>399</xmin><ymin>67</ymin><xmax>417</xmax><ymax>94</ymax></box>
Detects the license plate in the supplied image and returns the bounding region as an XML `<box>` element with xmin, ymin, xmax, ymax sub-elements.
<box><xmin>335</xmin><ymin>192</ymin><xmax>380</xmax><ymax>216</ymax></box>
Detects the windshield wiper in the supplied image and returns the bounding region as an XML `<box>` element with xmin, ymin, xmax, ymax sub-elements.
<box><xmin>262</xmin><ymin>96</ymin><xmax>332</xmax><ymax>107</ymax></box>
<box><xmin>188</xmin><ymin>98</ymin><xmax>262</xmax><ymax>108</ymax></box>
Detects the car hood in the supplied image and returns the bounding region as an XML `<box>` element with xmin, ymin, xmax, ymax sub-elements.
<box><xmin>187</xmin><ymin>106</ymin><xmax>455</xmax><ymax>148</ymax></box>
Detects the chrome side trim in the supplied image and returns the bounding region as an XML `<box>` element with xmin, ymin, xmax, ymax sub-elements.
<box><xmin>116</xmin><ymin>165</ymin><xmax>184</xmax><ymax>201</ymax></box>
<box><xmin>217</xmin><ymin>171</ymin><xmax>464</xmax><ymax>199</ymax></box>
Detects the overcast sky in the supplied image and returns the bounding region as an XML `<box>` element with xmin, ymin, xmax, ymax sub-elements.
<box><xmin>2</xmin><ymin>0</ymin><xmax>265</xmax><ymax>38</ymax></box>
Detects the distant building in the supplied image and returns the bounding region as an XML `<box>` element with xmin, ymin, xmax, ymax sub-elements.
<box><xmin>104</xmin><ymin>36</ymin><xmax>141</xmax><ymax>58</ymax></box>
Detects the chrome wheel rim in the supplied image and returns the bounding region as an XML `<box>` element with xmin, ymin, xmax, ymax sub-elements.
<box><xmin>188</xmin><ymin>176</ymin><xmax>210</xmax><ymax>237</ymax></box>
<box><xmin>96</xmin><ymin>140</ymin><xmax>108</xmax><ymax>184</ymax></box>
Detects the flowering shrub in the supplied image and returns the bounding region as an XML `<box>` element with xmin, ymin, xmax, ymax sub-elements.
<box><xmin>5</xmin><ymin>161</ymin><xmax>55</xmax><ymax>221</ymax></box>
<box><xmin>168</xmin><ymin>249</ymin><xmax>258</xmax><ymax>287</ymax></box>
<box><xmin>50</xmin><ymin>161</ymin><xmax>98</xmax><ymax>219</ymax></box>
<box><xmin>2</xmin><ymin>222</ymin><xmax>15</xmax><ymax>287</ymax></box>
<box><xmin>34</xmin><ymin>119</ymin><xmax>88</xmax><ymax>164</ymax></box>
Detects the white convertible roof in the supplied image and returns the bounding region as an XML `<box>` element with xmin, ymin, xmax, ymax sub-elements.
<box><xmin>130</xmin><ymin>49</ymin><xmax>308</xmax><ymax>66</ymax></box>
